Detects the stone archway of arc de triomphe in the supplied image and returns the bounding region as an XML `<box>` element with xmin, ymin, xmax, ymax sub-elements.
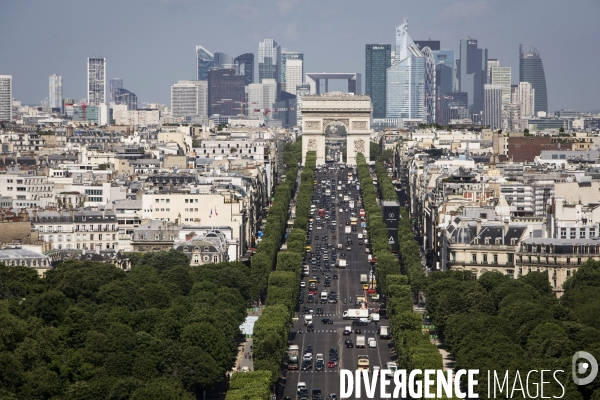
<box><xmin>300</xmin><ymin>94</ymin><xmax>372</xmax><ymax>166</ymax></box>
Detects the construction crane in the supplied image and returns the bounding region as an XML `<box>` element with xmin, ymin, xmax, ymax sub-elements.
<box><xmin>80</xmin><ymin>103</ymin><xmax>88</xmax><ymax>122</ymax></box>
<box><xmin>253</xmin><ymin>108</ymin><xmax>270</xmax><ymax>128</ymax></box>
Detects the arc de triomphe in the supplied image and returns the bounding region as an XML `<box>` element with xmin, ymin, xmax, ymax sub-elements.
<box><xmin>300</xmin><ymin>93</ymin><xmax>372</xmax><ymax>166</ymax></box>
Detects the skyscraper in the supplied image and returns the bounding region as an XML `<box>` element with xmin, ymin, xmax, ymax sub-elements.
<box><xmin>87</xmin><ymin>58</ymin><xmax>106</xmax><ymax>104</ymax></box>
<box><xmin>258</xmin><ymin>39</ymin><xmax>280</xmax><ymax>83</ymax></box>
<box><xmin>207</xmin><ymin>68</ymin><xmax>245</xmax><ymax>116</ymax></box>
<box><xmin>518</xmin><ymin>81</ymin><xmax>535</xmax><ymax>118</ymax></box>
<box><xmin>483</xmin><ymin>84</ymin><xmax>502</xmax><ymax>130</ymax></box>
<box><xmin>49</xmin><ymin>74</ymin><xmax>63</xmax><ymax>109</ymax></box>
<box><xmin>365</xmin><ymin>44</ymin><xmax>391</xmax><ymax>119</ymax></box>
<box><xmin>0</xmin><ymin>75</ymin><xmax>12</xmax><ymax>122</ymax></box>
<box><xmin>214</xmin><ymin>52</ymin><xmax>234</xmax><ymax>69</ymax></box>
<box><xmin>196</xmin><ymin>45</ymin><xmax>214</xmax><ymax>81</ymax></box>
<box><xmin>414</xmin><ymin>40</ymin><xmax>440</xmax><ymax>51</ymax></box>
<box><xmin>520</xmin><ymin>44</ymin><xmax>547</xmax><ymax>114</ymax></box>
<box><xmin>432</xmin><ymin>50</ymin><xmax>454</xmax><ymax>123</ymax></box>
<box><xmin>457</xmin><ymin>38</ymin><xmax>487</xmax><ymax>115</ymax></box>
<box><xmin>386</xmin><ymin>19</ymin><xmax>425</xmax><ymax>120</ymax></box>
<box><xmin>490</xmin><ymin>66</ymin><xmax>511</xmax><ymax>104</ymax></box>
<box><xmin>110</xmin><ymin>78</ymin><xmax>123</xmax><ymax>102</ymax></box>
<box><xmin>114</xmin><ymin>88</ymin><xmax>137</xmax><ymax>110</ymax></box>
<box><xmin>486</xmin><ymin>59</ymin><xmax>500</xmax><ymax>84</ymax></box>
<box><xmin>285</xmin><ymin>59</ymin><xmax>303</xmax><ymax>96</ymax></box>
<box><xmin>234</xmin><ymin>53</ymin><xmax>254</xmax><ymax>86</ymax></box>
<box><xmin>171</xmin><ymin>80</ymin><xmax>208</xmax><ymax>119</ymax></box>
<box><xmin>280</xmin><ymin>50</ymin><xmax>303</xmax><ymax>93</ymax></box>
<box><xmin>246</xmin><ymin>79</ymin><xmax>277</xmax><ymax>118</ymax></box>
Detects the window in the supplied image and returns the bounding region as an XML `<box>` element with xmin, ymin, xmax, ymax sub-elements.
<box><xmin>570</xmin><ymin>229</ymin><xmax>576</xmax><ymax>239</ymax></box>
<box><xmin>472</xmin><ymin>253</ymin><xmax>477</xmax><ymax>263</ymax></box>
<box><xmin>567</xmin><ymin>269</ymin><xmax>571</xmax><ymax>277</ymax></box>
<box><xmin>156</xmin><ymin>199</ymin><xmax>160</xmax><ymax>203</ymax></box>
<box><xmin>566</xmin><ymin>258</ymin><xmax>571</xmax><ymax>265</ymax></box>
<box><xmin>493</xmin><ymin>254</ymin><xmax>498</xmax><ymax>264</ymax></box>
<box><xmin>560</xmin><ymin>228</ymin><xmax>567</xmax><ymax>238</ymax></box>
<box><xmin>580</xmin><ymin>229</ymin><xmax>586</xmax><ymax>239</ymax></box>
<box><xmin>483</xmin><ymin>254</ymin><xmax>488</xmax><ymax>263</ymax></box>
<box><xmin>451</xmin><ymin>251</ymin><xmax>456</xmax><ymax>262</ymax></box>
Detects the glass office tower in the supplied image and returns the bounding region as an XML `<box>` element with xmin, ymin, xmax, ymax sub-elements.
<box><xmin>386</xmin><ymin>19</ymin><xmax>425</xmax><ymax>120</ymax></box>
<box><xmin>196</xmin><ymin>45</ymin><xmax>214</xmax><ymax>81</ymax></box>
<box><xmin>457</xmin><ymin>38</ymin><xmax>487</xmax><ymax>115</ymax></box>
<box><xmin>365</xmin><ymin>44</ymin><xmax>391</xmax><ymax>119</ymax></box>
<box><xmin>234</xmin><ymin>53</ymin><xmax>254</xmax><ymax>86</ymax></box>
<box><xmin>258</xmin><ymin>39</ymin><xmax>280</xmax><ymax>83</ymax></box>
<box><xmin>520</xmin><ymin>44</ymin><xmax>547</xmax><ymax>114</ymax></box>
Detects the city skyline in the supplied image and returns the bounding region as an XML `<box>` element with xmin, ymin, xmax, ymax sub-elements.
<box><xmin>0</xmin><ymin>0</ymin><xmax>598</xmax><ymax>111</ymax></box>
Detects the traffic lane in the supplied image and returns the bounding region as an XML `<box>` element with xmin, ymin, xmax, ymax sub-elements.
<box><xmin>283</xmin><ymin>331</ymin><xmax>340</xmax><ymax>398</ymax></box>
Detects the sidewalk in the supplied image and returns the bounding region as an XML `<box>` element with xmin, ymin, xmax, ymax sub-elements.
<box><xmin>232</xmin><ymin>337</ymin><xmax>254</xmax><ymax>373</ymax></box>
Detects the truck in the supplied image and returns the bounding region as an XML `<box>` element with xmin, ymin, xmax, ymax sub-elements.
<box><xmin>343</xmin><ymin>195</ymin><xmax>349</xmax><ymax>202</ymax></box>
<box><xmin>356</xmin><ymin>335</ymin><xmax>366</xmax><ymax>348</ymax></box>
<box><xmin>344</xmin><ymin>226</ymin><xmax>351</xmax><ymax>234</ymax></box>
<box><xmin>343</xmin><ymin>309</ymin><xmax>369</xmax><ymax>319</ymax></box>
<box><xmin>371</xmin><ymin>313</ymin><xmax>380</xmax><ymax>323</ymax></box>
<box><xmin>357</xmin><ymin>355</ymin><xmax>369</xmax><ymax>371</ymax></box>
<box><xmin>349</xmin><ymin>200</ymin><xmax>355</xmax><ymax>209</ymax></box>
<box><xmin>385</xmin><ymin>362</ymin><xmax>397</xmax><ymax>377</ymax></box>
<box><xmin>304</xmin><ymin>314</ymin><xmax>313</xmax><ymax>325</ymax></box>
<box><xmin>350</xmin><ymin>217</ymin><xmax>357</xmax><ymax>226</ymax></box>
<box><xmin>379</xmin><ymin>326</ymin><xmax>390</xmax><ymax>339</ymax></box>
<box><xmin>359</xmin><ymin>209</ymin><xmax>365</xmax><ymax>218</ymax></box>
<box><xmin>336</xmin><ymin>259</ymin><xmax>347</xmax><ymax>269</ymax></box>
<box><xmin>287</xmin><ymin>345</ymin><xmax>300</xmax><ymax>370</ymax></box>
<box><xmin>360</xmin><ymin>274</ymin><xmax>368</xmax><ymax>284</ymax></box>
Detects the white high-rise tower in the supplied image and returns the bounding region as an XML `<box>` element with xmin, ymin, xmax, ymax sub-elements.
<box><xmin>87</xmin><ymin>58</ymin><xmax>106</xmax><ymax>104</ymax></box>
<box><xmin>0</xmin><ymin>75</ymin><xmax>12</xmax><ymax>121</ymax></box>
<box><xmin>49</xmin><ymin>74</ymin><xmax>63</xmax><ymax>109</ymax></box>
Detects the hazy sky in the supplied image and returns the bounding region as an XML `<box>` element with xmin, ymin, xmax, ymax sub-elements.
<box><xmin>1</xmin><ymin>0</ymin><xmax>599</xmax><ymax>112</ymax></box>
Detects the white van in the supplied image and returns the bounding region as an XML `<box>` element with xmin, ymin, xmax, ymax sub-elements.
<box><xmin>357</xmin><ymin>233</ymin><xmax>363</xmax><ymax>240</ymax></box>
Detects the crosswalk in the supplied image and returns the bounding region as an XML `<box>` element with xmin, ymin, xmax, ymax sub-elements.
<box><xmin>288</xmin><ymin>370</ymin><xmax>338</xmax><ymax>373</ymax></box>
<box><xmin>308</xmin><ymin>329</ymin><xmax>380</xmax><ymax>334</ymax></box>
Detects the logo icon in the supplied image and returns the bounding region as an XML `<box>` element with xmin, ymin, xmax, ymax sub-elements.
<box><xmin>388</xmin><ymin>213</ymin><xmax>395</xmax><ymax>218</ymax></box>
<box><xmin>572</xmin><ymin>351</ymin><xmax>598</xmax><ymax>385</ymax></box>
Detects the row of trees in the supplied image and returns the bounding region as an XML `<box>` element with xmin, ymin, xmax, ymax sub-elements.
<box><xmin>227</xmin><ymin>150</ymin><xmax>316</xmax><ymax>397</ymax></box>
<box><xmin>250</xmin><ymin>141</ymin><xmax>301</xmax><ymax>300</ymax></box>
<box><xmin>424</xmin><ymin>263</ymin><xmax>600</xmax><ymax>399</ymax></box>
<box><xmin>356</xmin><ymin>153</ymin><xmax>400</xmax><ymax>294</ymax></box>
<box><xmin>363</xmin><ymin>158</ymin><xmax>446</xmax><ymax>391</ymax></box>
<box><xmin>0</xmin><ymin>250</ymin><xmax>253</xmax><ymax>399</ymax></box>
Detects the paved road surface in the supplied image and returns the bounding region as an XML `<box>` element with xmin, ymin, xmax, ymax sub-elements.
<box><xmin>280</xmin><ymin>165</ymin><xmax>395</xmax><ymax>399</ymax></box>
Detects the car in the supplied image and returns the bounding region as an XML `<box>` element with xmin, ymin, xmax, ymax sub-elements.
<box><xmin>355</xmin><ymin>328</ymin><xmax>363</xmax><ymax>334</ymax></box>
<box><xmin>321</xmin><ymin>318</ymin><xmax>334</xmax><ymax>324</ymax></box>
<box><xmin>315</xmin><ymin>361</ymin><xmax>324</xmax><ymax>371</ymax></box>
<box><xmin>306</xmin><ymin>324</ymin><xmax>315</xmax><ymax>332</ymax></box>
<box><xmin>314</xmin><ymin>236</ymin><xmax>320</xmax><ymax>240</ymax></box>
<box><xmin>324</xmin><ymin>281</ymin><xmax>330</xmax><ymax>287</ymax></box>
<box><xmin>329</xmin><ymin>347</ymin><xmax>338</xmax><ymax>355</ymax></box>
<box><xmin>329</xmin><ymin>354</ymin><xmax>339</xmax><ymax>362</ymax></box>
<box><xmin>341</xmin><ymin>252</ymin><xmax>346</xmax><ymax>257</ymax></box>
<box><xmin>327</xmin><ymin>395</ymin><xmax>338</xmax><ymax>400</ymax></box>
<box><xmin>300</xmin><ymin>281</ymin><xmax>306</xmax><ymax>288</ymax></box>
<box><xmin>363</xmin><ymin>284</ymin><xmax>369</xmax><ymax>290</ymax></box>
<box><xmin>316</xmin><ymin>307</ymin><xmax>323</xmax><ymax>315</ymax></box>
<box><xmin>358</xmin><ymin>241</ymin><xmax>363</xmax><ymax>246</ymax></box>
<box><xmin>297</xmin><ymin>382</ymin><xmax>307</xmax><ymax>394</ymax></box>
<box><xmin>333</xmin><ymin>274</ymin><xmax>338</xmax><ymax>279</ymax></box>
<box><xmin>328</xmin><ymin>360</ymin><xmax>336</xmax><ymax>368</ymax></box>
<box><xmin>345</xmin><ymin>340</ymin><xmax>354</xmax><ymax>348</ymax></box>
<box><xmin>301</xmin><ymin>361</ymin><xmax>312</xmax><ymax>371</ymax></box>
<box><xmin>368</xmin><ymin>337</ymin><xmax>377</xmax><ymax>348</ymax></box>
<box><xmin>346</xmin><ymin>246</ymin><xmax>352</xmax><ymax>250</ymax></box>
<box><xmin>311</xmin><ymin>260</ymin><xmax>317</xmax><ymax>265</ymax></box>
